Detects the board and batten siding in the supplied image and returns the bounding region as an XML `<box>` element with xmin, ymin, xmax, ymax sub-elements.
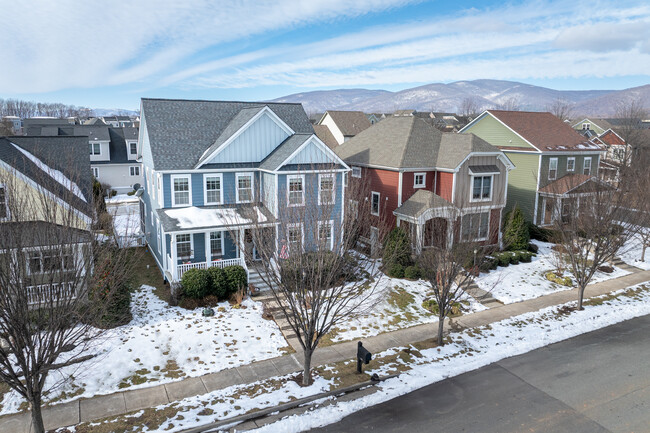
<box><xmin>206</xmin><ymin>113</ymin><xmax>290</xmax><ymax>164</ymax></box>
<box><xmin>463</xmin><ymin>114</ymin><xmax>535</xmax><ymax>149</ymax></box>
<box><xmin>453</xmin><ymin>155</ymin><xmax>508</xmax><ymax>209</ymax></box>
<box><xmin>262</xmin><ymin>172</ymin><xmax>277</xmax><ymax>216</ymax></box>
<box><xmin>502</xmin><ymin>152</ymin><xmax>540</xmax><ymax>222</ymax></box>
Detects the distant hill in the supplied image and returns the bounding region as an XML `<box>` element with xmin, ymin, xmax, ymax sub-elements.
<box><xmin>271</xmin><ymin>79</ymin><xmax>649</xmax><ymax>117</ymax></box>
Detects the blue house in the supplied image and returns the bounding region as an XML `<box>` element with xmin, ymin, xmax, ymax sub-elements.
<box><xmin>138</xmin><ymin>98</ymin><xmax>349</xmax><ymax>284</ymax></box>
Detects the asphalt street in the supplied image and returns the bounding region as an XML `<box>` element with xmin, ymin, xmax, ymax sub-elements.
<box><xmin>310</xmin><ymin>313</ymin><xmax>650</xmax><ymax>433</ymax></box>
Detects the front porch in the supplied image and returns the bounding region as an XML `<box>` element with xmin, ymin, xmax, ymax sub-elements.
<box><xmin>538</xmin><ymin>174</ymin><xmax>612</xmax><ymax>226</ymax></box>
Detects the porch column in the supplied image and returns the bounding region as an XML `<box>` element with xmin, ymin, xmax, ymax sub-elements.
<box><xmin>446</xmin><ymin>218</ymin><xmax>454</xmax><ymax>248</ymax></box>
<box><xmin>238</xmin><ymin>228</ymin><xmax>245</xmax><ymax>260</ymax></box>
<box><xmin>415</xmin><ymin>222</ymin><xmax>423</xmax><ymax>255</ymax></box>
<box><xmin>170</xmin><ymin>234</ymin><xmax>178</xmax><ymax>281</ymax></box>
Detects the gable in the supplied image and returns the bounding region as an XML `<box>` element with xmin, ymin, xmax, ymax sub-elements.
<box><xmin>462</xmin><ymin>113</ymin><xmax>536</xmax><ymax>150</ymax></box>
<box><xmin>206</xmin><ymin>111</ymin><xmax>291</xmax><ymax>164</ymax></box>
<box><xmin>284</xmin><ymin>138</ymin><xmax>338</xmax><ymax>167</ymax></box>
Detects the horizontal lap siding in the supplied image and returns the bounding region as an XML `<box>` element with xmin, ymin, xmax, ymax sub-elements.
<box><xmin>402</xmin><ymin>171</ymin><xmax>436</xmax><ymax>203</ymax></box>
<box><xmin>436</xmin><ymin>172</ymin><xmax>454</xmax><ymax>201</ymax></box>
<box><xmin>368</xmin><ymin>168</ymin><xmax>399</xmax><ymax>228</ymax></box>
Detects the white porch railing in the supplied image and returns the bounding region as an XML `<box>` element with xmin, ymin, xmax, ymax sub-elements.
<box><xmin>177</xmin><ymin>257</ymin><xmax>249</xmax><ymax>282</ymax></box>
<box><xmin>26</xmin><ymin>282</ymin><xmax>76</xmax><ymax>305</ymax></box>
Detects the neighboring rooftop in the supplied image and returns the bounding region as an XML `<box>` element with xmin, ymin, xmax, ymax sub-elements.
<box><xmin>312</xmin><ymin>124</ymin><xmax>339</xmax><ymax>150</ymax></box>
<box><xmin>487</xmin><ymin>110</ymin><xmax>601</xmax><ymax>152</ymax></box>
<box><xmin>335</xmin><ymin>116</ymin><xmax>498</xmax><ymax>170</ymax></box>
<box><xmin>321</xmin><ymin>110</ymin><xmax>371</xmax><ymax>137</ymax></box>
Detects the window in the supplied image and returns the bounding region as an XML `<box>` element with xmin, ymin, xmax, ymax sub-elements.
<box><xmin>0</xmin><ymin>185</ymin><xmax>7</xmax><ymax>219</ymax></box>
<box><xmin>91</xmin><ymin>167</ymin><xmax>99</xmax><ymax>178</ymax></box>
<box><xmin>287</xmin><ymin>224</ymin><xmax>303</xmax><ymax>251</ymax></box>
<box><xmin>583</xmin><ymin>157</ymin><xmax>592</xmax><ymax>175</ymax></box>
<box><xmin>319</xmin><ymin>174</ymin><xmax>335</xmax><ymax>205</ymax></box>
<box><xmin>371</xmin><ymin>192</ymin><xmax>380</xmax><ymax>216</ymax></box>
<box><xmin>567</xmin><ymin>157</ymin><xmax>575</xmax><ymax>172</ymax></box>
<box><xmin>287</xmin><ymin>175</ymin><xmax>304</xmax><ymax>206</ymax></box>
<box><xmin>613</xmin><ymin>148</ymin><xmax>625</xmax><ymax>160</ymax></box>
<box><xmin>352</xmin><ymin>167</ymin><xmax>362</xmax><ymax>178</ymax></box>
<box><xmin>471</xmin><ymin>176</ymin><xmax>492</xmax><ymax>201</ymax></box>
<box><xmin>236</xmin><ymin>173</ymin><xmax>254</xmax><ymax>203</ymax></box>
<box><xmin>89</xmin><ymin>142</ymin><xmax>101</xmax><ymax>155</ymax></box>
<box><xmin>27</xmin><ymin>248</ymin><xmax>74</xmax><ymax>275</ymax></box>
<box><xmin>209</xmin><ymin>231</ymin><xmax>223</xmax><ymax>259</ymax></box>
<box><xmin>461</xmin><ymin>212</ymin><xmax>490</xmax><ymax>241</ymax></box>
<box><xmin>318</xmin><ymin>221</ymin><xmax>333</xmax><ymax>250</ymax></box>
<box><xmin>129</xmin><ymin>142</ymin><xmax>137</xmax><ymax>155</ymax></box>
<box><xmin>204</xmin><ymin>174</ymin><xmax>223</xmax><ymax>205</ymax></box>
<box><xmin>582</xmin><ymin>123</ymin><xmax>590</xmax><ymax>130</ymax></box>
<box><xmin>176</xmin><ymin>234</ymin><xmax>192</xmax><ymax>259</ymax></box>
<box><xmin>414</xmin><ymin>173</ymin><xmax>426</xmax><ymax>188</ymax></box>
<box><xmin>171</xmin><ymin>176</ymin><xmax>190</xmax><ymax>207</ymax></box>
<box><xmin>129</xmin><ymin>166</ymin><xmax>140</xmax><ymax>176</ymax></box>
<box><xmin>548</xmin><ymin>158</ymin><xmax>558</xmax><ymax>180</ymax></box>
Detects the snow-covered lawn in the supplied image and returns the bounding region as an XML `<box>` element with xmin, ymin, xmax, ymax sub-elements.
<box><xmin>0</xmin><ymin>286</ymin><xmax>288</xmax><ymax>415</ymax></box>
<box><xmin>619</xmin><ymin>231</ymin><xmax>650</xmax><ymax>270</ymax></box>
<box><xmin>324</xmin><ymin>272</ymin><xmax>486</xmax><ymax>344</ymax></box>
<box><xmin>64</xmin><ymin>283</ymin><xmax>650</xmax><ymax>433</ymax></box>
<box><xmin>476</xmin><ymin>240</ymin><xmax>631</xmax><ymax>304</ymax></box>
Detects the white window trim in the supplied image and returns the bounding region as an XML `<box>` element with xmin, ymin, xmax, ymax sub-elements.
<box><xmin>548</xmin><ymin>157</ymin><xmax>558</xmax><ymax>180</ymax></box>
<box><xmin>318</xmin><ymin>219</ymin><xmax>334</xmax><ymax>250</ymax></box>
<box><xmin>462</xmin><ymin>212</ymin><xmax>490</xmax><ymax>242</ymax></box>
<box><xmin>129</xmin><ymin>166</ymin><xmax>140</xmax><ymax>177</ymax></box>
<box><xmin>203</xmin><ymin>173</ymin><xmax>224</xmax><ymax>205</ymax></box>
<box><xmin>209</xmin><ymin>230</ymin><xmax>225</xmax><ymax>260</ymax></box>
<box><xmin>371</xmin><ymin>191</ymin><xmax>380</xmax><ymax>216</ymax></box>
<box><xmin>567</xmin><ymin>157</ymin><xmax>575</xmax><ymax>172</ymax></box>
<box><xmin>351</xmin><ymin>166</ymin><xmax>362</xmax><ymax>178</ymax></box>
<box><xmin>236</xmin><ymin>172</ymin><xmax>255</xmax><ymax>204</ymax></box>
<box><xmin>469</xmin><ymin>175</ymin><xmax>493</xmax><ymax>203</ymax></box>
<box><xmin>90</xmin><ymin>142</ymin><xmax>101</xmax><ymax>155</ymax></box>
<box><xmin>318</xmin><ymin>173</ymin><xmax>336</xmax><ymax>205</ymax></box>
<box><xmin>583</xmin><ymin>157</ymin><xmax>592</xmax><ymax>175</ymax></box>
<box><xmin>287</xmin><ymin>222</ymin><xmax>304</xmax><ymax>250</ymax></box>
<box><xmin>176</xmin><ymin>233</ymin><xmax>194</xmax><ymax>260</ymax></box>
<box><xmin>287</xmin><ymin>174</ymin><xmax>305</xmax><ymax>207</ymax></box>
<box><xmin>0</xmin><ymin>183</ymin><xmax>9</xmax><ymax>221</ymax></box>
<box><xmin>170</xmin><ymin>174</ymin><xmax>192</xmax><ymax>208</ymax></box>
<box><xmin>91</xmin><ymin>167</ymin><xmax>99</xmax><ymax>178</ymax></box>
<box><xmin>413</xmin><ymin>172</ymin><xmax>426</xmax><ymax>188</ymax></box>
<box><xmin>129</xmin><ymin>142</ymin><xmax>138</xmax><ymax>155</ymax></box>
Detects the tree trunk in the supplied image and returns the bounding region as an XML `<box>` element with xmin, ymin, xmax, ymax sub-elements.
<box><xmin>642</xmin><ymin>244</ymin><xmax>647</xmax><ymax>262</ymax></box>
<box><xmin>302</xmin><ymin>348</ymin><xmax>313</xmax><ymax>386</ymax></box>
<box><xmin>437</xmin><ymin>316</ymin><xmax>445</xmax><ymax>346</ymax></box>
<box><xmin>31</xmin><ymin>395</ymin><xmax>45</xmax><ymax>433</ymax></box>
<box><xmin>577</xmin><ymin>285</ymin><xmax>585</xmax><ymax>311</ymax></box>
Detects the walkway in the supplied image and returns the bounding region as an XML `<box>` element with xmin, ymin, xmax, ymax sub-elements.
<box><xmin>1</xmin><ymin>267</ymin><xmax>649</xmax><ymax>433</ymax></box>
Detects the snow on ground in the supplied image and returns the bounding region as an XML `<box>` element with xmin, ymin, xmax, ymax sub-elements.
<box><xmin>326</xmin><ymin>271</ymin><xmax>486</xmax><ymax>344</ymax></box>
<box><xmin>619</xmin><ymin>231</ymin><xmax>650</xmax><ymax>271</ymax></box>
<box><xmin>476</xmin><ymin>240</ymin><xmax>630</xmax><ymax>304</ymax></box>
<box><xmin>255</xmin><ymin>283</ymin><xmax>650</xmax><ymax>433</ymax></box>
<box><xmin>106</xmin><ymin>194</ymin><xmax>139</xmax><ymax>204</ymax></box>
<box><xmin>0</xmin><ymin>286</ymin><xmax>288</xmax><ymax>415</ymax></box>
<box><xmin>78</xmin><ymin>282</ymin><xmax>650</xmax><ymax>433</ymax></box>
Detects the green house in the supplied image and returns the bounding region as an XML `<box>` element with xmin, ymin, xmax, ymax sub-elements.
<box><xmin>460</xmin><ymin>110</ymin><xmax>605</xmax><ymax>226</ymax></box>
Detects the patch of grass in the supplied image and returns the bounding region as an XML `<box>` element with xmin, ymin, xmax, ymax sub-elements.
<box><xmin>45</xmin><ymin>385</ymin><xmax>86</xmax><ymax>405</ymax></box>
<box><xmin>129</xmin><ymin>247</ymin><xmax>171</xmax><ymax>302</ymax></box>
<box><xmin>161</xmin><ymin>360</ymin><xmax>185</xmax><ymax>379</ymax></box>
<box><xmin>584</xmin><ymin>285</ymin><xmax>648</xmax><ymax>306</ymax></box>
<box><xmin>387</xmin><ymin>286</ymin><xmax>415</xmax><ymax>311</ymax></box>
<box><xmin>56</xmin><ymin>404</ymin><xmax>184</xmax><ymax>433</ymax></box>
<box><xmin>118</xmin><ymin>369</ymin><xmax>155</xmax><ymax>389</ymax></box>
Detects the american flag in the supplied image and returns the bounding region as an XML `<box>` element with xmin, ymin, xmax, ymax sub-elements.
<box><xmin>279</xmin><ymin>241</ymin><xmax>289</xmax><ymax>259</ymax></box>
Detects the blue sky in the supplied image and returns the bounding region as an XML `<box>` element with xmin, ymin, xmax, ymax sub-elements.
<box><xmin>2</xmin><ymin>0</ymin><xmax>649</xmax><ymax>110</ymax></box>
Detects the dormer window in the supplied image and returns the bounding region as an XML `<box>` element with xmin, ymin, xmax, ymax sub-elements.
<box><xmin>89</xmin><ymin>143</ymin><xmax>100</xmax><ymax>155</ymax></box>
<box><xmin>129</xmin><ymin>142</ymin><xmax>137</xmax><ymax>155</ymax></box>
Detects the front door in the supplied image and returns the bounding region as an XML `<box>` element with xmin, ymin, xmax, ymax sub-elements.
<box><xmin>244</xmin><ymin>229</ymin><xmax>261</xmax><ymax>261</ymax></box>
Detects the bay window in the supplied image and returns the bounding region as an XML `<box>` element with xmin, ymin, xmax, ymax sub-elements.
<box><xmin>461</xmin><ymin>212</ymin><xmax>489</xmax><ymax>241</ymax></box>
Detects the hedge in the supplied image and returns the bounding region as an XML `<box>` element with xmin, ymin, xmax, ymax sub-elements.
<box><xmin>181</xmin><ymin>268</ymin><xmax>211</xmax><ymax>299</ymax></box>
<box><xmin>181</xmin><ymin>265</ymin><xmax>248</xmax><ymax>300</ymax></box>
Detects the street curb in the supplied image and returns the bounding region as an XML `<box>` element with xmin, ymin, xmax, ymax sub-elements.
<box><xmin>178</xmin><ymin>374</ymin><xmax>399</xmax><ymax>433</ymax></box>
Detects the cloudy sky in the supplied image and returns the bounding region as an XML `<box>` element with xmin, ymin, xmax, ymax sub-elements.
<box><xmin>2</xmin><ymin>0</ymin><xmax>650</xmax><ymax>110</ymax></box>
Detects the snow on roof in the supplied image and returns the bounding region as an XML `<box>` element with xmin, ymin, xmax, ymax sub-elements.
<box><xmin>11</xmin><ymin>143</ymin><xmax>87</xmax><ymax>202</ymax></box>
<box><xmin>106</xmin><ymin>194</ymin><xmax>139</xmax><ymax>205</ymax></box>
<box><xmin>164</xmin><ymin>206</ymin><xmax>267</xmax><ymax>229</ymax></box>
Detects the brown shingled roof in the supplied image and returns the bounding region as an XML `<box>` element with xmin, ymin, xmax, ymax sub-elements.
<box><xmin>538</xmin><ymin>174</ymin><xmax>609</xmax><ymax>195</ymax></box>
<box><xmin>488</xmin><ymin>110</ymin><xmax>601</xmax><ymax>152</ymax></box>
<box><xmin>312</xmin><ymin>124</ymin><xmax>338</xmax><ymax>150</ymax></box>
<box><xmin>323</xmin><ymin>111</ymin><xmax>371</xmax><ymax>137</ymax></box>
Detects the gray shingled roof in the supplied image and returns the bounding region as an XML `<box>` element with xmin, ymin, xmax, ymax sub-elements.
<box><xmin>0</xmin><ymin>136</ymin><xmax>93</xmax><ymax>216</ymax></box>
<box><xmin>322</xmin><ymin>111</ymin><xmax>371</xmax><ymax>137</ymax></box>
<box><xmin>393</xmin><ymin>190</ymin><xmax>454</xmax><ymax>220</ymax></box>
<box><xmin>312</xmin><ymin>124</ymin><xmax>338</xmax><ymax>150</ymax></box>
<box><xmin>0</xmin><ymin>221</ymin><xmax>91</xmax><ymax>248</ymax></box>
<box><xmin>142</xmin><ymin>98</ymin><xmax>314</xmax><ymax>170</ymax></box>
<box><xmin>259</xmin><ymin>134</ymin><xmax>311</xmax><ymax>171</ymax></box>
<box><xmin>335</xmin><ymin>116</ymin><xmax>499</xmax><ymax>170</ymax></box>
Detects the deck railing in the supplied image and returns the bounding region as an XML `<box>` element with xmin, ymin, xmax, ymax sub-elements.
<box><xmin>177</xmin><ymin>257</ymin><xmax>249</xmax><ymax>282</ymax></box>
<box><xmin>26</xmin><ymin>282</ymin><xmax>76</xmax><ymax>305</ymax></box>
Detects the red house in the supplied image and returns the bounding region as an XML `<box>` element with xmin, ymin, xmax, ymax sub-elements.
<box><xmin>335</xmin><ymin>116</ymin><xmax>514</xmax><ymax>252</ymax></box>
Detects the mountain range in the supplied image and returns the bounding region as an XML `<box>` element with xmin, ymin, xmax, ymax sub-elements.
<box><xmin>271</xmin><ymin>79</ymin><xmax>650</xmax><ymax>117</ymax></box>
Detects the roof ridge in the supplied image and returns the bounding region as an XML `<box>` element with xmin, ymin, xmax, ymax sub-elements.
<box><xmin>141</xmin><ymin>97</ymin><xmax>303</xmax><ymax>106</ymax></box>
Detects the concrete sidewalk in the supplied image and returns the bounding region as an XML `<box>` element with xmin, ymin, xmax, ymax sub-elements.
<box><xmin>2</xmin><ymin>268</ymin><xmax>650</xmax><ymax>433</ymax></box>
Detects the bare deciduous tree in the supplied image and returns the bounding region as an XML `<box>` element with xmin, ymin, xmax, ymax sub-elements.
<box><xmin>547</xmin><ymin>98</ymin><xmax>575</xmax><ymax>121</ymax></box>
<box><xmin>0</xmin><ymin>151</ymin><xmax>138</xmax><ymax>432</ymax></box>
<box><xmin>231</xmin><ymin>167</ymin><xmax>384</xmax><ymax>385</ymax></box>
<box><xmin>459</xmin><ymin>97</ymin><xmax>482</xmax><ymax>119</ymax></box>
<box><xmin>494</xmin><ymin>97</ymin><xmax>520</xmax><ymax>111</ymax></box>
